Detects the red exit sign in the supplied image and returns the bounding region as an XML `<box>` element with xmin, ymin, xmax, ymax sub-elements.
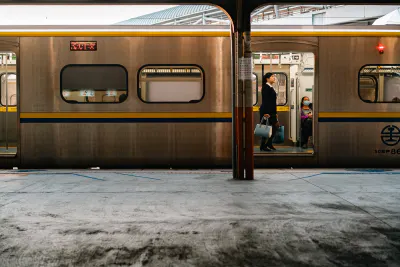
<box><xmin>70</xmin><ymin>41</ymin><xmax>97</xmax><ymax>51</ymax></box>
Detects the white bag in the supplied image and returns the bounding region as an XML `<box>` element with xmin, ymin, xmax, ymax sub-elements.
<box><xmin>254</xmin><ymin>117</ymin><xmax>272</xmax><ymax>138</ymax></box>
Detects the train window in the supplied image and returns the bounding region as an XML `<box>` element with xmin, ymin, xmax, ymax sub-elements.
<box><xmin>138</xmin><ymin>65</ymin><xmax>204</xmax><ymax>103</ymax></box>
<box><xmin>359</xmin><ymin>65</ymin><xmax>400</xmax><ymax>103</ymax></box>
<box><xmin>272</xmin><ymin>72</ymin><xmax>288</xmax><ymax>106</ymax></box>
<box><xmin>1</xmin><ymin>73</ymin><xmax>17</xmax><ymax>106</ymax></box>
<box><xmin>60</xmin><ymin>64</ymin><xmax>128</xmax><ymax>103</ymax></box>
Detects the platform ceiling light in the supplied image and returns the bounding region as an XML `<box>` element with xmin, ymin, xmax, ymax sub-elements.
<box><xmin>377</xmin><ymin>43</ymin><xmax>385</xmax><ymax>54</ymax></box>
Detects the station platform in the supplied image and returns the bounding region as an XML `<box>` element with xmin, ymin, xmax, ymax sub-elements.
<box><xmin>0</xmin><ymin>168</ymin><xmax>399</xmax><ymax>266</ymax></box>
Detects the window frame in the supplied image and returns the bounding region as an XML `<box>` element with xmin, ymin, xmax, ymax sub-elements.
<box><xmin>253</xmin><ymin>72</ymin><xmax>259</xmax><ymax>106</ymax></box>
<box><xmin>137</xmin><ymin>64</ymin><xmax>205</xmax><ymax>104</ymax></box>
<box><xmin>0</xmin><ymin>72</ymin><xmax>17</xmax><ymax>107</ymax></box>
<box><xmin>60</xmin><ymin>64</ymin><xmax>129</xmax><ymax>104</ymax></box>
<box><xmin>359</xmin><ymin>74</ymin><xmax>378</xmax><ymax>103</ymax></box>
<box><xmin>358</xmin><ymin>64</ymin><xmax>400</xmax><ymax>104</ymax></box>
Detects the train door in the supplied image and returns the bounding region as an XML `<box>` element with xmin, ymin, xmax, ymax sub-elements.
<box><xmin>253</xmin><ymin>51</ymin><xmax>315</xmax><ymax>156</ymax></box>
<box><xmin>0</xmin><ymin>52</ymin><xmax>17</xmax><ymax>157</ymax></box>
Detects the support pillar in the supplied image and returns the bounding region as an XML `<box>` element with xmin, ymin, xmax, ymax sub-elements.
<box><xmin>235</xmin><ymin>31</ymin><xmax>244</xmax><ymax>179</ymax></box>
<box><xmin>232</xmin><ymin>0</ymin><xmax>253</xmax><ymax>180</ymax></box>
<box><xmin>232</xmin><ymin>30</ymin><xmax>253</xmax><ymax>180</ymax></box>
<box><xmin>231</xmin><ymin>25</ymin><xmax>238</xmax><ymax>179</ymax></box>
<box><xmin>243</xmin><ymin>31</ymin><xmax>254</xmax><ymax>180</ymax></box>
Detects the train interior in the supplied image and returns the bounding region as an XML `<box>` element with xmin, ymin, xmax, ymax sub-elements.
<box><xmin>253</xmin><ymin>51</ymin><xmax>315</xmax><ymax>155</ymax></box>
<box><xmin>138</xmin><ymin>66</ymin><xmax>204</xmax><ymax>103</ymax></box>
<box><xmin>0</xmin><ymin>52</ymin><xmax>17</xmax><ymax>156</ymax></box>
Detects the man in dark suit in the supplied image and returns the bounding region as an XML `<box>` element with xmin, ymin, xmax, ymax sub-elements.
<box><xmin>259</xmin><ymin>72</ymin><xmax>280</xmax><ymax>151</ymax></box>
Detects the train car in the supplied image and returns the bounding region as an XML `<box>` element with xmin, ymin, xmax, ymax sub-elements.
<box><xmin>0</xmin><ymin>25</ymin><xmax>233</xmax><ymax>169</ymax></box>
<box><xmin>0</xmin><ymin>25</ymin><xmax>398</xmax><ymax>169</ymax></box>
<box><xmin>251</xmin><ymin>25</ymin><xmax>400</xmax><ymax>168</ymax></box>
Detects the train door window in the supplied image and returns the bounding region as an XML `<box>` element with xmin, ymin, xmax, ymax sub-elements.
<box><xmin>0</xmin><ymin>52</ymin><xmax>17</xmax><ymax>156</ymax></box>
<box><xmin>359</xmin><ymin>65</ymin><xmax>400</xmax><ymax>103</ymax></box>
<box><xmin>252</xmin><ymin>73</ymin><xmax>258</xmax><ymax>106</ymax></box>
<box><xmin>253</xmin><ymin>52</ymin><xmax>315</xmax><ymax>155</ymax></box>
<box><xmin>1</xmin><ymin>73</ymin><xmax>17</xmax><ymax>106</ymax></box>
<box><xmin>138</xmin><ymin>65</ymin><xmax>204</xmax><ymax>103</ymax></box>
<box><xmin>60</xmin><ymin>64</ymin><xmax>128</xmax><ymax>103</ymax></box>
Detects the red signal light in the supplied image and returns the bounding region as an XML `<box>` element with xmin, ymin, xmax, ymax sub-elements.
<box><xmin>377</xmin><ymin>44</ymin><xmax>385</xmax><ymax>54</ymax></box>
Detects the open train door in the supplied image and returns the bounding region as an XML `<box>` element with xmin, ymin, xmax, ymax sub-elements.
<box><xmin>251</xmin><ymin>34</ymin><xmax>318</xmax><ymax>167</ymax></box>
<box><xmin>0</xmin><ymin>38</ymin><xmax>19</xmax><ymax>167</ymax></box>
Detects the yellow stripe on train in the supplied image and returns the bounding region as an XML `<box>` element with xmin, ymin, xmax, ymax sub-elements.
<box><xmin>251</xmin><ymin>31</ymin><xmax>400</xmax><ymax>37</ymax></box>
<box><xmin>319</xmin><ymin>112</ymin><xmax>400</xmax><ymax>118</ymax></box>
<box><xmin>0</xmin><ymin>31</ymin><xmax>230</xmax><ymax>37</ymax></box>
<box><xmin>252</xmin><ymin>106</ymin><xmax>290</xmax><ymax>112</ymax></box>
<box><xmin>0</xmin><ymin>30</ymin><xmax>398</xmax><ymax>38</ymax></box>
<box><xmin>19</xmin><ymin>112</ymin><xmax>233</xmax><ymax>119</ymax></box>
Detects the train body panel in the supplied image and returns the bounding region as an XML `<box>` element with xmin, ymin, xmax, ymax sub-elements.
<box><xmin>20</xmin><ymin>122</ymin><xmax>232</xmax><ymax>168</ymax></box>
<box><xmin>318</xmin><ymin>36</ymin><xmax>400</xmax><ymax>167</ymax></box>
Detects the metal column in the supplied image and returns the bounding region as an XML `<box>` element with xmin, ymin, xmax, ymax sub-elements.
<box><xmin>235</xmin><ymin>31</ymin><xmax>244</xmax><ymax>179</ymax></box>
<box><xmin>233</xmin><ymin>0</ymin><xmax>253</xmax><ymax>180</ymax></box>
<box><xmin>231</xmin><ymin>24</ymin><xmax>238</xmax><ymax>179</ymax></box>
<box><xmin>243</xmin><ymin>31</ymin><xmax>254</xmax><ymax>180</ymax></box>
<box><xmin>233</xmin><ymin>31</ymin><xmax>254</xmax><ymax>180</ymax></box>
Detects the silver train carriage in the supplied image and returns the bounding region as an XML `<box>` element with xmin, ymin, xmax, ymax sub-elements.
<box><xmin>0</xmin><ymin>25</ymin><xmax>399</xmax><ymax>168</ymax></box>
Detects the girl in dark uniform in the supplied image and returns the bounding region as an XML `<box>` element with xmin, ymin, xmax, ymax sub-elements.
<box><xmin>259</xmin><ymin>73</ymin><xmax>280</xmax><ymax>151</ymax></box>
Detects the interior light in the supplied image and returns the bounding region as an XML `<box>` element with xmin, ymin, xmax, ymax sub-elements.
<box><xmin>377</xmin><ymin>43</ymin><xmax>385</xmax><ymax>54</ymax></box>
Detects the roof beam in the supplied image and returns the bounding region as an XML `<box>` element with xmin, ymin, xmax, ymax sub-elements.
<box><xmin>274</xmin><ymin>5</ymin><xmax>280</xmax><ymax>18</ymax></box>
<box><xmin>251</xmin><ymin>5</ymin><xmax>273</xmax><ymax>17</ymax></box>
<box><xmin>204</xmin><ymin>17</ymin><xmax>230</xmax><ymax>23</ymax></box>
<box><xmin>157</xmin><ymin>8</ymin><xmax>225</xmax><ymax>25</ymax></box>
<box><xmin>193</xmin><ymin>18</ymin><xmax>202</xmax><ymax>24</ymax></box>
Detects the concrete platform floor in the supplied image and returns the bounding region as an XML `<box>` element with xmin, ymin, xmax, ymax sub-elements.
<box><xmin>0</xmin><ymin>168</ymin><xmax>399</xmax><ymax>267</ymax></box>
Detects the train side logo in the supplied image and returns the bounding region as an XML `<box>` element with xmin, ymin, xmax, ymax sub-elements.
<box><xmin>381</xmin><ymin>125</ymin><xmax>400</xmax><ymax>146</ymax></box>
